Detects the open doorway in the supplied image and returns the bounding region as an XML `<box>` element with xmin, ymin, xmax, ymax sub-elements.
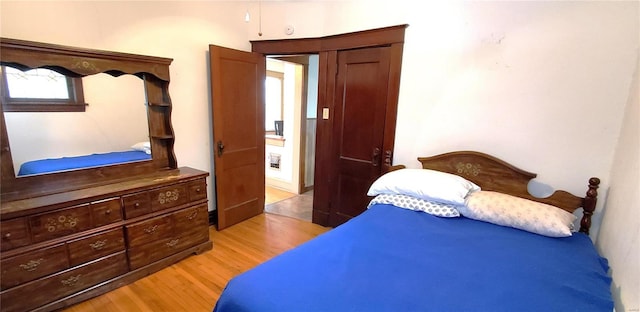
<box><xmin>263</xmin><ymin>55</ymin><xmax>318</xmax><ymax>222</ymax></box>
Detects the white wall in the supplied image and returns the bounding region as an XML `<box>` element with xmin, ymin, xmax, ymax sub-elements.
<box><xmin>315</xmin><ymin>1</ymin><xmax>637</xmax><ymax>240</ymax></box>
<box><xmin>596</xmin><ymin>52</ymin><xmax>640</xmax><ymax>311</ymax></box>
<box><xmin>1</xmin><ymin>0</ymin><xmax>637</xmax><ymax>308</ymax></box>
<box><xmin>245</xmin><ymin>0</ymin><xmax>638</xmax><ymax>237</ymax></box>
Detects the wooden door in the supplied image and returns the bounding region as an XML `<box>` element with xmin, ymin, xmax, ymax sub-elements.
<box><xmin>329</xmin><ymin>47</ymin><xmax>391</xmax><ymax>227</ymax></box>
<box><xmin>209</xmin><ymin>45</ymin><xmax>266</xmax><ymax>230</ymax></box>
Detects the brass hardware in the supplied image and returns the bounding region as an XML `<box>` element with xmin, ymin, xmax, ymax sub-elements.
<box><xmin>90</xmin><ymin>239</ymin><xmax>107</xmax><ymax>250</ymax></box>
<box><xmin>384</xmin><ymin>150</ymin><xmax>393</xmax><ymax>167</ymax></box>
<box><xmin>372</xmin><ymin>147</ymin><xmax>381</xmax><ymax>167</ymax></box>
<box><xmin>196</xmin><ymin>188</ymin><xmax>201</xmax><ymax>193</ymax></box>
<box><xmin>105</xmin><ymin>209</ymin><xmax>111</xmax><ymax>215</ymax></box>
<box><xmin>217</xmin><ymin>140</ymin><xmax>225</xmax><ymax>157</ymax></box>
<box><xmin>61</xmin><ymin>274</ymin><xmax>82</xmax><ymax>287</ymax></box>
<box><xmin>20</xmin><ymin>258</ymin><xmax>44</xmax><ymax>271</ymax></box>
<box><xmin>187</xmin><ymin>211</ymin><xmax>198</xmax><ymax>220</ymax></box>
<box><xmin>134</xmin><ymin>202</ymin><xmax>140</xmax><ymax>207</ymax></box>
<box><xmin>4</xmin><ymin>233</ymin><xmax>11</xmax><ymax>239</ymax></box>
<box><xmin>166</xmin><ymin>239</ymin><xmax>180</xmax><ymax>247</ymax></box>
<box><xmin>144</xmin><ymin>225</ymin><xmax>158</xmax><ymax>234</ymax></box>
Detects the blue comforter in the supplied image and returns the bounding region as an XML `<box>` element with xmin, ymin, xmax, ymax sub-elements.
<box><xmin>213</xmin><ymin>204</ymin><xmax>613</xmax><ymax>312</ymax></box>
<box><xmin>18</xmin><ymin>150</ymin><xmax>151</xmax><ymax>176</ymax></box>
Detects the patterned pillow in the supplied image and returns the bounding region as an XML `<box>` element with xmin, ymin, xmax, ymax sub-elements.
<box><xmin>368</xmin><ymin>194</ymin><xmax>461</xmax><ymax>217</ymax></box>
<box><xmin>461</xmin><ymin>191</ymin><xmax>576</xmax><ymax>237</ymax></box>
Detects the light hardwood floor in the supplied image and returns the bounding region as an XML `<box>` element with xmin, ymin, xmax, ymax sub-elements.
<box><xmin>62</xmin><ymin>213</ymin><xmax>330</xmax><ymax>312</ymax></box>
<box><xmin>265</xmin><ymin>185</ymin><xmax>297</xmax><ymax>204</ymax></box>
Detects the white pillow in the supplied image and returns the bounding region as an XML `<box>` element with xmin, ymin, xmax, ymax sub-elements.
<box><xmin>367</xmin><ymin>168</ymin><xmax>480</xmax><ymax>205</ymax></box>
<box><xmin>131</xmin><ymin>141</ymin><xmax>151</xmax><ymax>155</ymax></box>
<box><xmin>461</xmin><ymin>191</ymin><xmax>576</xmax><ymax>237</ymax></box>
<box><xmin>368</xmin><ymin>194</ymin><xmax>461</xmax><ymax>217</ymax></box>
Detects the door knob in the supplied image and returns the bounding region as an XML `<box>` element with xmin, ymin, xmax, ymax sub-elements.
<box><xmin>372</xmin><ymin>147</ymin><xmax>381</xmax><ymax>167</ymax></box>
<box><xmin>217</xmin><ymin>141</ymin><xmax>225</xmax><ymax>157</ymax></box>
<box><xmin>384</xmin><ymin>150</ymin><xmax>393</xmax><ymax>167</ymax></box>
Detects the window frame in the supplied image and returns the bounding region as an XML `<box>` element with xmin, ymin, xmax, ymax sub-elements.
<box><xmin>0</xmin><ymin>65</ymin><xmax>87</xmax><ymax>112</ymax></box>
<box><xmin>265</xmin><ymin>70</ymin><xmax>284</xmax><ymax>132</ymax></box>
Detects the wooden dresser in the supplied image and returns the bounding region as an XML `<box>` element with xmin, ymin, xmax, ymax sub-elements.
<box><xmin>0</xmin><ymin>167</ymin><xmax>212</xmax><ymax>312</ymax></box>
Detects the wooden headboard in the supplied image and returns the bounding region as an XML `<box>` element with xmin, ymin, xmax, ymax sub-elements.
<box><xmin>396</xmin><ymin>151</ymin><xmax>599</xmax><ymax>234</ymax></box>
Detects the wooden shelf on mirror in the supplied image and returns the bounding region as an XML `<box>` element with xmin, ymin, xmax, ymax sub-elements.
<box><xmin>150</xmin><ymin>134</ymin><xmax>174</xmax><ymax>140</ymax></box>
<box><xmin>146</xmin><ymin>102</ymin><xmax>171</xmax><ymax>107</ymax></box>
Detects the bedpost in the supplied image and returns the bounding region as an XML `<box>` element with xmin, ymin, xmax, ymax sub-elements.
<box><xmin>385</xmin><ymin>164</ymin><xmax>406</xmax><ymax>173</ymax></box>
<box><xmin>579</xmin><ymin>177</ymin><xmax>600</xmax><ymax>235</ymax></box>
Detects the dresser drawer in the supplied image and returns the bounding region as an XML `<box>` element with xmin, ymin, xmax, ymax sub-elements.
<box><xmin>149</xmin><ymin>183</ymin><xmax>189</xmax><ymax>211</ymax></box>
<box><xmin>122</xmin><ymin>191</ymin><xmax>152</xmax><ymax>219</ymax></box>
<box><xmin>187</xmin><ymin>179</ymin><xmax>207</xmax><ymax>202</ymax></box>
<box><xmin>29</xmin><ymin>205</ymin><xmax>93</xmax><ymax>243</ymax></box>
<box><xmin>128</xmin><ymin>228</ymin><xmax>209</xmax><ymax>270</ymax></box>
<box><xmin>125</xmin><ymin>214</ymin><xmax>173</xmax><ymax>248</ymax></box>
<box><xmin>90</xmin><ymin>198</ymin><xmax>123</xmax><ymax>227</ymax></box>
<box><xmin>0</xmin><ymin>218</ymin><xmax>30</xmax><ymax>251</ymax></box>
<box><xmin>0</xmin><ymin>244</ymin><xmax>68</xmax><ymax>290</ymax></box>
<box><xmin>67</xmin><ymin>228</ymin><xmax>125</xmax><ymax>267</ymax></box>
<box><xmin>0</xmin><ymin>252</ymin><xmax>128</xmax><ymax>312</ymax></box>
<box><xmin>173</xmin><ymin>204</ymin><xmax>209</xmax><ymax>236</ymax></box>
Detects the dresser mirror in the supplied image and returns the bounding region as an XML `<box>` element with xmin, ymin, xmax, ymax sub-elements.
<box><xmin>3</xmin><ymin>72</ymin><xmax>149</xmax><ymax>177</ymax></box>
<box><xmin>0</xmin><ymin>38</ymin><xmax>177</xmax><ymax>201</ymax></box>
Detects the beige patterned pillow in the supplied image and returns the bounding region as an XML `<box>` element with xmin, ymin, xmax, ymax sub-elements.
<box><xmin>461</xmin><ymin>191</ymin><xmax>576</xmax><ymax>237</ymax></box>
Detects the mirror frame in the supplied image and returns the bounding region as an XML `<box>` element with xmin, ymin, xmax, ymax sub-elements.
<box><xmin>0</xmin><ymin>38</ymin><xmax>177</xmax><ymax>202</ymax></box>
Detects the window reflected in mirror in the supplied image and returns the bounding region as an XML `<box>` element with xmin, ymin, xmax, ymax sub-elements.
<box><xmin>1</xmin><ymin>66</ymin><xmax>87</xmax><ymax>112</ymax></box>
<box><xmin>3</xmin><ymin>72</ymin><xmax>151</xmax><ymax>177</ymax></box>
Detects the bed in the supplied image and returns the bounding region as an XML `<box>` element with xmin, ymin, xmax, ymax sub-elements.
<box><xmin>17</xmin><ymin>150</ymin><xmax>151</xmax><ymax>176</ymax></box>
<box><xmin>213</xmin><ymin>151</ymin><xmax>613</xmax><ymax>312</ymax></box>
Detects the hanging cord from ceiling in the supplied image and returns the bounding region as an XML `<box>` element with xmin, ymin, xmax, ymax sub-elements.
<box><xmin>258</xmin><ymin>0</ymin><xmax>263</xmax><ymax>36</ymax></box>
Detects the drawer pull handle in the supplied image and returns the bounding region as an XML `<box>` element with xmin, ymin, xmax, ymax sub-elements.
<box><xmin>196</xmin><ymin>188</ymin><xmax>201</xmax><ymax>193</ymax></box>
<box><xmin>4</xmin><ymin>233</ymin><xmax>11</xmax><ymax>239</ymax></box>
<box><xmin>166</xmin><ymin>239</ymin><xmax>180</xmax><ymax>247</ymax></box>
<box><xmin>90</xmin><ymin>239</ymin><xmax>107</xmax><ymax>250</ymax></box>
<box><xmin>187</xmin><ymin>211</ymin><xmax>198</xmax><ymax>220</ymax></box>
<box><xmin>144</xmin><ymin>225</ymin><xmax>158</xmax><ymax>234</ymax></box>
<box><xmin>61</xmin><ymin>274</ymin><xmax>82</xmax><ymax>287</ymax></box>
<box><xmin>20</xmin><ymin>258</ymin><xmax>44</xmax><ymax>271</ymax></box>
<box><xmin>105</xmin><ymin>209</ymin><xmax>111</xmax><ymax>215</ymax></box>
<box><xmin>134</xmin><ymin>202</ymin><xmax>140</xmax><ymax>208</ymax></box>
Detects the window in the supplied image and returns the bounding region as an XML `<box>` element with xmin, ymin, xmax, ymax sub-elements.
<box><xmin>0</xmin><ymin>66</ymin><xmax>87</xmax><ymax>112</ymax></box>
<box><xmin>265</xmin><ymin>70</ymin><xmax>284</xmax><ymax>133</ymax></box>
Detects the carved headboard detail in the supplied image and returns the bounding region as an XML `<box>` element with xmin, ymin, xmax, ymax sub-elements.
<box><xmin>416</xmin><ymin>151</ymin><xmax>600</xmax><ymax>234</ymax></box>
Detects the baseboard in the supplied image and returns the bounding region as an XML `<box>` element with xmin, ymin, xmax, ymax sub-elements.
<box><xmin>208</xmin><ymin>210</ymin><xmax>217</xmax><ymax>226</ymax></box>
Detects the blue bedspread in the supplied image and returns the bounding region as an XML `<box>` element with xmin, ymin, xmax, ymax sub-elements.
<box><xmin>17</xmin><ymin>150</ymin><xmax>151</xmax><ymax>176</ymax></box>
<box><xmin>214</xmin><ymin>204</ymin><xmax>613</xmax><ymax>312</ymax></box>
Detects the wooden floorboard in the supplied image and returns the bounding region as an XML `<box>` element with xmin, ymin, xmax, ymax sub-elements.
<box><xmin>62</xmin><ymin>213</ymin><xmax>330</xmax><ymax>312</ymax></box>
<box><xmin>265</xmin><ymin>185</ymin><xmax>297</xmax><ymax>204</ymax></box>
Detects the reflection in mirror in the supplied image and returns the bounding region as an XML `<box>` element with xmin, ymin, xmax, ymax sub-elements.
<box><xmin>3</xmin><ymin>72</ymin><xmax>150</xmax><ymax>177</ymax></box>
<box><xmin>5</xmin><ymin>67</ymin><xmax>70</xmax><ymax>99</ymax></box>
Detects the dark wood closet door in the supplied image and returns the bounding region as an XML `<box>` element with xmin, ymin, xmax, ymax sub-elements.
<box><xmin>209</xmin><ymin>45</ymin><xmax>266</xmax><ymax>230</ymax></box>
<box><xmin>329</xmin><ymin>47</ymin><xmax>391</xmax><ymax>227</ymax></box>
